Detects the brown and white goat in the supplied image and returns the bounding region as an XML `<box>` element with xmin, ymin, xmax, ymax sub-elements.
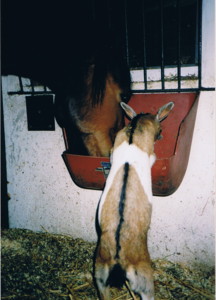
<box><xmin>95</xmin><ymin>101</ymin><xmax>174</xmax><ymax>300</ymax></box>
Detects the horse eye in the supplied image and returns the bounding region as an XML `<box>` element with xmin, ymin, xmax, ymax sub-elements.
<box><xmin>120</xmin><ymin>94</ymin><xmax>129</xmax><ymax>102</ymax></box>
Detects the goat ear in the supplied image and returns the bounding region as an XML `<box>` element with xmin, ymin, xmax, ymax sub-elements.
<box><xmin>120</xmin><ymin>102</ymin><xmax>137</xmax><ymax>120</ymax></box>
<box><xmin>156</xmin><ymin>102</ymin><xmax>174</xmax><ymax>122</ymax></box>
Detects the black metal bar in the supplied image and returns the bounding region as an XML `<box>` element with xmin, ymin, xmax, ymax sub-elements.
<box><xmin>177</xmin><ymin>0</ymin><xmax>181</xmax><ymax>90</ymax></box>
<box><xmin>90</xmin><ymin>0</ymin><xmax>95</xmax><ymax>21</ymax></box>
<box><xmin>142</xmin><ymin>0</ymin><xmax>147</xmax><ymax>90</ymax></box>
<box><xmin>8</xmin><ymin>85</ymin><xmax>214</xmax><ymax>96</ymax></box>
<box><xmin>199</xmin><ymin>87</ymin><xmax>215</xmax><ymax>91</ymax></box>
<box><xmin>8</xmin><ymin>91</ymin><xmax>54</xmax><ymax>95</ymax></box>
<box><xmin>124</xmin><ymin>0</ymin><xmax>130</xmax><ymax>66</ymax></box>
<box><xmin>160</xmin><ymin>0</ymin><xmax>165</xmax><ymax>90</ymax></box>
<box><xmin>18</xmin><ymin>76</ymin><xmax>24</xmax><ymax>93</ymax></box>
<box><xmin>7</xmin><ymin>86</ymin><xmax>215</xmax><ymax>96</ymax></box>
<box><xmin>197</xmin><ymin>0</ymin><xmax>202</xmax><ymax>89</ymax></box>
<box><xmin>30</xmin><ymin>79</ymin><xmax>35</xmax><ymax>93</ymax></box>
<box><xmin>8</xmin><ymin>84</ymin><xmax>214</xmax><ymax>96</ymax></box>
<box><xmin>131</xmin><ymin>87</ymin><xmax>214</xmax><ymax>93</ymax></box>
<box><xmin>105</xmin><ymin>0</ymin><xmax>112</xmax><ymax>31</ymax></box>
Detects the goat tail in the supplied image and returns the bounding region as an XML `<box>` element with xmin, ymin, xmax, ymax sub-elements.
<box><xmin>106</xmin><ymin>263</ymin><xmax>126</xmax><ymax>288</ymax></box>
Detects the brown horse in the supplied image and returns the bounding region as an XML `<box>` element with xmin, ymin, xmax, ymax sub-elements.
<box><xmin>54</xmin><ymin>48</ymin><xmax>131</xmax><ymax>157</ymax></box>
<box><xmin>2</xmin><ymin>0</ymin><xmax>131</xmax><ymax>157</ymax></box>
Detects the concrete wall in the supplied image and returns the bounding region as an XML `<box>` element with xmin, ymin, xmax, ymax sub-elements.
<box><xmin>2</xmin><ymin>0</ymin><xmax>215</xmax><ymax>270</ymax></box>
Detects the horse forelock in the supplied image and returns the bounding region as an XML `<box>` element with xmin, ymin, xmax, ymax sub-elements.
<box><xmin>88</xmin><ymin>50</ymin><xmax>131</xmax><ymax>107</ymax></box>
<box><xmin>90</xmin><ymin>62</ymin><xmax>107</xmax><ymax>107</ymax></box>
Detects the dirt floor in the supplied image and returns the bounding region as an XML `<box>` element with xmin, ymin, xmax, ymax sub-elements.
<box><xmin>1</xmin><ymin>228</ymin><xmax>215</xmax><ymax>299</ymax></box>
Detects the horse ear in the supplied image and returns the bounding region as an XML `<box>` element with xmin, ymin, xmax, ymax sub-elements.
<box><xmin>120</xmin><ymin>102</ymin><xmax>137</xmax><ymax>120</ymax></box>
<box><xmin>156</xmin><ymin>102</ymin><xmax>174</xmax><ymax>122</ymax></box>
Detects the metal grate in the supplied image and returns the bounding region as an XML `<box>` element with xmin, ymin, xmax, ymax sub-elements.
<box><xmin>7</xmin><ymin>0</ymin><xmax>214</xmax><ymax>95</ymax></box>
<box><xmin>122</xmin><ymin>0</ymin><xmax>214</xmax><ymax>93</ymax></box>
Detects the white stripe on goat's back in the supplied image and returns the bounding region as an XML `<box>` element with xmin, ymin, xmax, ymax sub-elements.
<box><xmin>98</xmin><ymin>141</ymin><xmax>154</xmax><ymax>224</ymax></box>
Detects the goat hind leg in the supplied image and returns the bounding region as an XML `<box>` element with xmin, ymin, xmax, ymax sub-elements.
<box><xmin>126</xmin><ymin>265</ymin><xmax>154</xmax><ymax>300</ymax></box>
<box><xmin>95</xmin><ymin>264</ymin><xmax>111</xmax><ymax>300</ymax></box>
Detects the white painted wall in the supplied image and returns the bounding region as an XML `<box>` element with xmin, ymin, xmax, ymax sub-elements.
<box><xmin>150</xmin><ymin>91</ymin><xmax>215</xmax><ymax>270</ymax></box>
<box><xmin>202</xmin><ymin>0</ymin><xmax>215</xmax><ymax>87</ymax></box>
<box><xmin>2</xmin><ymin>0</ymin><xmax>215</xmax><ymax>270</ymax></box>
<box><xmin>2</xmin><ymin>76</ymin><xmax>101</xmax><ymax>239</ymax></box>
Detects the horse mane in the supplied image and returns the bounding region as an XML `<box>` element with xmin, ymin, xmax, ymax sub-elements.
<box><xmin>90</xmin><ymin>46</ymin><xmax>131</xmax><ymax>107</ymax></box>
<box><xmin>90</xmin><ymin>55</ymin><xmax>108</xmax><ymax>106</ymax></box>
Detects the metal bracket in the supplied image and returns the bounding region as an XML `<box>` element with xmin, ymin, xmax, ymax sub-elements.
<box><xmin>95</xmin><ymin>162</ymin><xmax>111</xmax><ymax>179</ymax></box>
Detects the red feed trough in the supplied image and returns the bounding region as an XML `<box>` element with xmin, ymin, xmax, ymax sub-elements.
<box><xmin>62</xmin><ymin>92</ymin><xmax>199</xmax><ymax>196</ymax></box>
